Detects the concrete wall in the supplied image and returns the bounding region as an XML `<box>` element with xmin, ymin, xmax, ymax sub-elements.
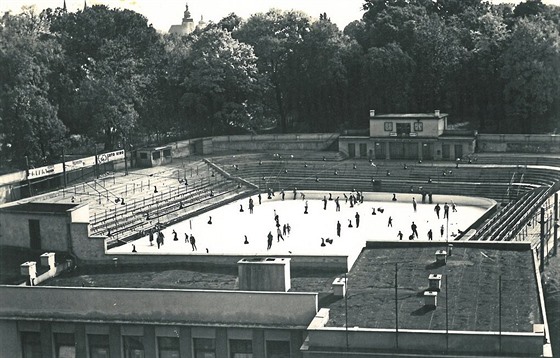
<box><xmin>478</xmin><ymin>134</ymin><xmax>560</xmax><ymax>153</ymax></box>
<box><xmin>0</xmin><ymin>320</ymin><xmax>20</xmax><ymax>357</ymax></box>
<box><xmin>0</xmin><ymin>210</ymin><xmax>69</xmax><ymax>252</ymax></box>
<box><xmin>305</xmin><ymin>327</ymin><xmax>544</xmax><ymax>357</ymax></box>
<box><xmin>0</xmin><ymin>285</ymin><xmax>318</xmax><ymax>328</ymax></box>
<box><xmin>211</xmin><ymin>133</ymin><xmax>337</xmax><ymax>153</ymax></box>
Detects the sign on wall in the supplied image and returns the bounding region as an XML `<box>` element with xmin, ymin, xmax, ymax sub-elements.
<box><xmin>27</xmin><ymin>149</ymin><xmax>125</xmax><ymax>180</ymax></box>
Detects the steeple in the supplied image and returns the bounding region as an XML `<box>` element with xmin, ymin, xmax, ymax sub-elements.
<box><xmin>182</xmin><ymin>3</ymin><xmax>193</xmax><ymax>24</ymax></box>
<box><xmin>84</xmin><ymin>0</ymin><xmax>87</xmax><ymax>11</ymax></box>
<box><xmin>63</xmin><ymin>0</ymin><xmax>67</xmax><ymax>12</ymax></box>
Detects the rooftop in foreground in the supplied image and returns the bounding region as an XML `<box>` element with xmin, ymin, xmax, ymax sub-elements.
<box><xmin>326</xmin><ymin>241</ymin><xmax>542</xmax><ymax>333</ymax></box>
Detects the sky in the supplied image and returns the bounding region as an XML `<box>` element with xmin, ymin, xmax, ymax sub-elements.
<box><xmin>2</xmin><ymin>0</ymin><xmax>560</xmax><ymax>33</ymax></box>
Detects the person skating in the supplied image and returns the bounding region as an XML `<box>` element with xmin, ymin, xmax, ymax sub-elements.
<box><xmin>267</xmin><ymin>231</ymin><xmax>273</xmax><ymax>250</ymax></box>
<box><xmin>428</xmin><ymin>229</ymin><xmax>433</xmax><ymax>241</ymax></box>
<box><xmin>337</xmin><ymin>221</ymin><xmax>341</xmax><ymax>237</ymax></box>
<box><xmin>412</xmin><ymin>197</ymin><xmax>417</xmax><ymax>212</ymax></box>
<box><xmin>444</xmin><ymin>203</ymin><xmax>450</xmax><ymax>219</ymax></box>
<box><xmin>397</xmin><ymin>231</ymin><xmax>403</xmax><ymax>240</ymax></box>
<box><xmin>190</xmin><ymin>234</ymin><xmax>197</xmax><ymax>251</ymax></box>
<box><xmin>411</xmin><ymin>221</ymin><xmax>418</xmax><ymax>238</ymax></box>
<box><xmin>434</xmin><ymin>204</ymin><xmax>441</xmax><ymax>219</ymax></box>
<box><xmin>387</xmin><ymin>216</ymin><xmax>392</xmax><ymax>227</ymax></box>
<box><xmin>355</xmin><ymin>212</ymin><xmax>360</xmax><ymax>228</ymax></box>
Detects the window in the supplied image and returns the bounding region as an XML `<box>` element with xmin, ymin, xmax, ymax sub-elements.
<box><xmin>384</xmin><ymin>122</ymin><xmax>393</xmax><ymax>131</ymax></box>
<box><xmin>396</xmin><ymin>123</ymin><xmax>411</xmax><ymax>136</ymax></box>
<box><xmin>123</xmin><ymin>336</ymin><xmax>144</xmax><ymax>358</ymax></box>
<box><xmin>266</xmin><ymin>341</ymin><xmax>290</xmax><ymax>358</ymax></box>
<box><xmin>193</xmin><ymin>338</ymin><xmax>215</xmax><ymax>358</ymax></box>
<box><xmin>152</xmin><ymin>151</ymin><xmax>161</xmax><ymax>160</ymax></box>
<box><xmin>139</xmin><ymin>152</ymin><xmax>148</xmax><ymax>160</ymax></box>
<box><xmin>414</xmin><ymin>122</ymin><xmax>423</xmax><ymax>132</ymax></box>
<box><xmin>21</xmin><ymin>332</ymin><xmax>41</xmax><ymax>358</ymax></box>
<box><xmin>88</xmin><ymin>334</ymin><xmax>110</xmax><ymax>358</ymax></box>
<box><xmin>229</xmin><ymin>339</ymin><xmax>252</xmax><ymax>358</ymax></box>
<box><xmin>55</xmin><ymin>333</ymin><xmax>76</xmax><ymax>358</ymax></box>
<box><xmin>158</xmin><ymin>337</ymin><xmax>179</xmax><ymax>358</ymax></box>
<box><xmin>163</xmin><ymin>149</ymin><xmax>172</xmax><ymax>158</ymax></box>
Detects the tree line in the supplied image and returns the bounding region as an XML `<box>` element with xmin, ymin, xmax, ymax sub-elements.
<box><xmin>0</xmin><ymin>0</ymin><xmax>559</xmax><ymax>169</ymax></box>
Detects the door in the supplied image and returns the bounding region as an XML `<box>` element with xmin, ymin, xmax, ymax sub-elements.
<box><xmin>374</xmin><ymin>143</ymin><xmax>385</xmax><ymax>159</ymax></box>
<box><xmin>347</xmin><ymin>143</ymin><xmax>356</xmax><ymax>158</ymax></box>
<box><xmin>359</xmin><ymin>143</ymin><xmax>367</xmax><ymax>157</ymax></box>
<box><xmin>29</xmin><ymin>220</ymin><xmax>40</xmax><ymax>250</ymax></box>
<box><xmin>442</xmin><ymin>144</ymin><xmax>450</xmax><ymax>160</ymax></box>
<box><xmin>454</xmin><ymin>144</ymin><xmax>463</xmax><ymax>159</ymax></box>
<box><xmin>422</xmin><ymin>143</ymin><xmax>434</xmax><ymax>160</ymax></box>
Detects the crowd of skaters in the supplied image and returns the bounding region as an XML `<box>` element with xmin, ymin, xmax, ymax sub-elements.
<box><xmin>133</xmin><ymin>187</ymin><xmax>462</xmax><ymax>254</ymax></box>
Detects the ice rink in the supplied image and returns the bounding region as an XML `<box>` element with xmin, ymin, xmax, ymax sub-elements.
<box><xmin>109</xmin><ymin>191</ymin><xmax>492</xmax><ymax>267</ymax></box>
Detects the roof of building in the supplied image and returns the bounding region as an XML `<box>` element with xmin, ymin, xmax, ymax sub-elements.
<box><xmin>325</xmin><ymin>242</ymin><xmax>541</xmax><ymax>333</ymax></box>
<box><xmin>371</xmin><ymin>113</ymin><xmax>448</xmax><ymax>120</ymax></box>
<box><xmin>0</xmin><ymin>202</ymin><xmax>78</xmax><ymax>214</ymax></box>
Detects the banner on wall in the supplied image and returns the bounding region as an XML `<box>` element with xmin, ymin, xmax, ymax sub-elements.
<box><xmin>26</xmin><ymin>149</ymin><xmax>125</xmax><ymax>180</ymax></box>
<box><xmin>27</xmin><ymin>163</ymin><xmax>64</xmax><ymax>179</ymax></box>
<box><xmin>97</xmin><ymin>149</ymin><xmax>124</xmax><ymax>164</ymax></box>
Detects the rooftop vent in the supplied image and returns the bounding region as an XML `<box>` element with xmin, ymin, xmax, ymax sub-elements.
<box><xmin>424</xmin><ymin>291</ymin><xmax>438</xmax><ymax>307</ymax></box>
<box><xmin>428</xmin><ymin>274</ymin><xmax>442</xmax><ymax>291</ymax></box>
<box><xmin>434</xmin><ymin>109</ymin><xmax>440</xmax><ymax>116</ymax></box>
<box><xmin>435</xmin><ymin>250</ymin><xmax>447</xmax><ymax>264</ymax></box>
<box><xmin>332</xmin><ymin>277</ymin><xmax>347</xmax><ymax>298</ymax></box>
<box><xmin>369</xmin><ymin>109</ymin><xmax>375</xmax><ymax>118</ymax></box>
<box><xmin>40</xmin><ymin>252</ymin><xmax>56</xmax><ymax>270</ymax></box>
<box><xmin>238</xmin><ymin>257</ymin><xmax>291</xmax><ymax>292</ymax></box>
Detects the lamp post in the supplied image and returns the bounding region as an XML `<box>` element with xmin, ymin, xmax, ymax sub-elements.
<box><xmin>25</xmin><ymin>155</ymin><xmax>32</xmax><ymax>197</ymax></box>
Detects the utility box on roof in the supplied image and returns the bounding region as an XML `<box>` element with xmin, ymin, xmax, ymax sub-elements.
<box><xmin>237</xmin><ymin>257</ymin><xmax>291</xmax><ymax>292</ymax></box>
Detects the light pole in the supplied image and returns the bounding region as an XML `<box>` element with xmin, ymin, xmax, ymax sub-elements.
<box><xmin>25</xmin><ymin>155</ymin><xmax>32</xmax><ymax>197</ymax></box>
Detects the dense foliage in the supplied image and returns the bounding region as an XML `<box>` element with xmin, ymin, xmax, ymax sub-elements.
<box><xmin>0</xmin><ymin>0</ymin><xmax>558</xmax><ymax>167</ymax></box>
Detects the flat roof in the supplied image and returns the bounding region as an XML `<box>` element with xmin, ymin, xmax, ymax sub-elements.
<box><xmin>325</xmin><ymin>243</ymin><xmax>542</xmax><ymax>333</ymax></box>
<box><xmin>0</xmin><ymin>202</ymin><xmax>78</xmax><ymax>214</ymax></box>
<box><xmin>371</xmin><ymin>113</ymin><xmax>448</xmax><ymax>119</ymax></box>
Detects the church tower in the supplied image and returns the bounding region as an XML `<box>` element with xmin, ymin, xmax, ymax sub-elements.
<box><xmin>169</xmin><ymin>2</ymin><xmax>197</xmax><ymax>35</ymax></box>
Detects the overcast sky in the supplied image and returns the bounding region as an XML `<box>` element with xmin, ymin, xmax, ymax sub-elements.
<box><xmin>2</xmin><ymin>0</ymin><xmax>559</xmax><ymax>33</ymax></box>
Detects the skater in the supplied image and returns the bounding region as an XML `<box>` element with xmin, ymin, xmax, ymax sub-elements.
<box><xmin>428</xmin><ymin>192</ymin><xmax>433</xmax><ymax>204</ymax></box>
<box><xmin>335</xmin><ymin>197</ymin><xmax>340</xmax><ymax>212</ymax></box>
<box><xmin>411</xmin><ymin>221</ymin><xmax>418</xmax><ymax>238</ymax></box>
<box><xmin>208</xmin><ymin>216</ymin><xmax>212</xmax><ymax>225</ymax></box>
<box><xmin>258</xmin><ymin>193</ymin><xmax>262</xmax><ymax>205</ymax></box>
<box><xmin>409</xmin><ymin>233</ymin><xmax>415</xmax><ymax>240</ymax></box>
<box><xmin>321</xmin><ymin>238</ymin><xmax>326</xmax><ymax>247</ymax></box>
<box><xmin>443</xmin><ymin>203</ymin><xmax>450</xmax><ymax>219</ymax></box>
<box><xmin>301</xmin><ymin>192</ymin><xmax>306</xmax><ymax>200</ymax></box>
<box><xmin>149</xmin><ymin>230</ymin><xmax>154</xmax><ymax>246</ymax></box>
<box><xmin>348</xmin><ymin>219</ymin><xmax>353</xmax><ymax>228</ymax></box>
<box><xmin>344</xmin><ymin>193</ymin><xmax>348</xmax><ymax>203</ymax></box>
<box><xmin>281</xmin><ymin>190</ymin><xmax>285</xmax><ymax>201</ymax></box>
<box><xmin>355</xmin><ymin>212</ymin><xmax>360</xmax><ymax>228</ymax></box>
<box><xmin>304</xmin><ymin>201</ymin><xmax>309</xmax><ymax>214</ymax></box>
<box><xmin>277</xmin><ymin>227</ymin><xmax>284</xmax><ymax>242</ymax></box>
<box><xmin>337</xmin><ymin>221</ymin><xmax>341</xmax><ymax>237</ymax></box>
<box><xmin>283</xmin><ymin>224</ymin><xmax>287</xmax><ymax>236</ymax></box>
<box><xmin>190</xmin><ymin>234</ymin><xmax>197</xmax><ymax>251</ymax></box>
<box><xmin>267</xmin><ymin>231</ymin><xmax>273</xmax><ymax>250</ymax></box>
<box><xmin>132</xmin><ymin>244</ymin><xmax>137</xmax><ymax>253</ymax></box>
<box><xmin>388</xmin><ymin>216</ymin><xmax>393</xmax><ymax>227</ymax></box>
<box><xmin>286</xmin><ymin>223</ymin><xmax>291</xmax><ymax>235</ymax></box>
<box><xmin>434</xmin><ymin>204</ymin><xmax>441</xmax><ymax>219</ymax></box>
<box><xmin>451</xmin><ymin>201</ymin><xmax>457</xmax><ymax>212</ymax></box>
<box><xmin>173</xmin><ymin>230</ymin><xmax>178</xmax><ymax>241</ymax></box>
<box><xmin>440</xmin><ymin>225</ymin><xmax>444</xmax><ymax>237</ymax></box>
<box><xmin>249</xmin><ymin>198</ymin><xmax>254</xmax><ymax>214</ymax></box>
<box><xmin>412</xmin><ymin>197</ymin><xmax>417</xmax><ymax>212</ymax></box>
<box><xmin>392</xmin><ymin>193</ymin><xmax>397</xmax><ymax>201</ymax></box>
<box><xmin>157</xmin><ymin>231</ymin><xmax>164</xmax><ymax>249</ymax></box>
<box><xmin>244</xmin><ymin>235</ymin><xmax>249</xmax><ymax>244</ymax></box>
<box><xmin>329</xmin><ymin>193</ymin><xmax>333</xmax><ymax>201</ymax></box>
<box><xmin>240</xmin><ymin>204</ymin><xmax>244</xmax><ymax>212</ymax></box>
<box><xmin>372</xmin><ymin>207</ymin><xmax>377</xmax><ymax>215</ymax></box>
<box><xmin>185</xmin><ymin>233</ymin><xmax>189</xmax><ymax>243</ymax></box>
<box><xmin>323</xmin><ymin>196</ymin><xmax>327</xmax><ymax>210</ymax></box>
<box><xmin>397</xmin><ymin>231</ymin><xmax>403</xmax><ymax>240</ymax></box>
<box><xmin>428</xmin><ymin>229</ymin><xmax>433</xmax><ymax>241</ymax></box>
<box><xmin>293</xmin><ymin>188</ymin><xmax>297</xmax><ymax>200</ymax></box>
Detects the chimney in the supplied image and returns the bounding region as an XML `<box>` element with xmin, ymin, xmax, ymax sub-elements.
<box><xmin>369</xmin><ymin>110</ymin><xmax>375</xmax><ymax>118</ymax></box>
<box><xmin>332</xmin><ymin>277</ymin><xmax>347</xmax><ymax>297</ymax></box>
<box><xmin>435</xmin><ymin>250</ymin><xmax>447</xmax><ymax>264</ymax></box>
<box><xmin>424</xmin><ymin>291</ymin><xmax>438</xmax><ymax>307</ymax></box>
<box><xmin>428</xmin><ymin>274</ymin><xmax>442</xmax><ymax>291</ymax></box>
<box><xmin>238</xmin><ymin>258</ymin><xmax>291</xmax><ymax>292</ymax></box>
<box><xmin>40</xmin><ymin>252</ymin><xmax>56</xmax><ymax>270</ymax></box>
<box><xmin>434</xmin><ymin>109</ymin><xmax>440</xmax><ymax>117</ymax></box>
<box><xmin>20</xmin><ymin>261</ymin><xmax>37</xmax><ymax>285</ymax></box>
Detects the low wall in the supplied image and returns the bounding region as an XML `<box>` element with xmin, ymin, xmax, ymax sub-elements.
<box><xmin>0</xmin><ymin>285</ymin><xmax>318</xmax><ymax>328</ymax></box>
<box><xmin>210</xmin><ymin>133</ymin><xmax>338</xmax><ymax>153</ymax></box>
<box><xmin>478</xmin><ymin>134</ymin><xmax>560</xmax><ymax>153</ymax></box>
<box><xmin>306</xmin><ymin>326</ymin><xmax>544</xmax><ymax>356</ymax></box>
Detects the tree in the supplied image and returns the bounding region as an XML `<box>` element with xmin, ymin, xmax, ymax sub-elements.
<box><xmin>234</xmin><ymin>9</ymin><xmax>311</xmax><ymax>132</ymax></box>
<box><xmin>0</xmin><ymin>9</ymin><xmax>66</xmax><ymax>168</ymax></box>
<box><xmin>501</xmin><ymin>18</ymin><xmax>560</xmax><ymax>133</ymax></box>
<box><xmin>179</xmin><ymin>28</ymin><xmax>266</xmax><ymax>136</ymax></box>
